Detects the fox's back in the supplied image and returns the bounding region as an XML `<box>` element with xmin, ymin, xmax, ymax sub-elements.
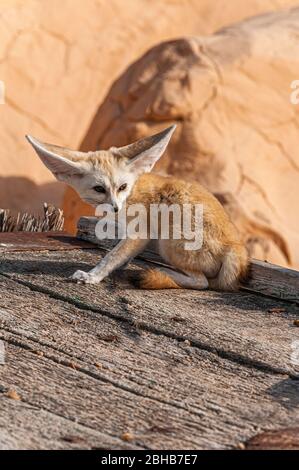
<box><xmin>129</xmin><ymin>173</ymin><xmax>239</xmax><ymax>245</ymax></box>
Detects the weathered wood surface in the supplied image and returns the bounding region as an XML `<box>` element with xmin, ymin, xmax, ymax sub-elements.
<box><xmin>245</xmin><ymin>428</ymin><xmax>299</xmax><ymax>450</ymax></box>
<box><xmin>0</xmin><ymin>231</ymin><xmax>96</xmax><ymax>253</ymax></box>
<box><xmin>77</xmin><ymin>216</ymin><xmax>299</xmax><ymax>304</ymax></box>
<box><xmin>0</xmin><ymin>232</ymin><xmax>299</xmax><ymax>450</ymax></box>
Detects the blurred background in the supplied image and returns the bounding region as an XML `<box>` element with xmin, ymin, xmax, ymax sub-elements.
<box><xmin>0</xmin><ymin>0</ymin><xmax>299</xmax><ymax>267</ymax></box>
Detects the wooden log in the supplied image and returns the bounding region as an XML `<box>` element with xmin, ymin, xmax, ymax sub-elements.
<box><xmin>244</xmin><ymin>260</ymin><xmax>299</xmax><ymax>303</ymax></box>
<box><xmin>1</xmin><ymin>235</ymin><xmax>299</xmax><ymax>449</ymax></box>
<box><xmin>2</xmin><ymin>247</ymin><xmax>299</xmax><ymax>376</ymax></box>
<box><xmin>0</xmin><ymin>231</ymin><xmax>97</xmax><ymax>253</ymax></box>
<box><xmin>0</xmin><ymin>272</ymin><xmax>298</xmax><ymax>449</ymax></box>
<box><xmin>76</xmin><ymin>216</ymin><xmax>299</xmax><ymax>304</ymax></box>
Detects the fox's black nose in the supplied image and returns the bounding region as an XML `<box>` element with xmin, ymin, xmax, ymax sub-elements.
<box><xmin>113</xmin><ymin>206</ymin><xmax>119</xmax><ymax>213</ymax></box>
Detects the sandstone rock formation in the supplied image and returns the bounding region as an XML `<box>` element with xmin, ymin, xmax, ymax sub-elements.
<box><xmin>0</xmin><ymin>0</ymin><xmax>298</xmax><ymax>217</ymax></box>
<box><xmin>64</xmin><ymin>7</ymin><xmax>299</xmax><ymax>267</ymax></box>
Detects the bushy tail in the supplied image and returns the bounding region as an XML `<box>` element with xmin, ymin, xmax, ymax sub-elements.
<box><xmin>209</xmin><ymin>244</ymin><xmax>249</xmax><ymax>291</ymax></box>
<box><xmin>139</xmin><ymin>269</ymin><xmax>180</xmax><ymax>289</ymax></box>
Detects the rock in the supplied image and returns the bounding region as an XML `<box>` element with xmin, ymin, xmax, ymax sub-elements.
<box><xmin>0</xmin><ymin>176</ymin><xmax>64</xmax><ymax>215</ymax></box>
<box><xmin>0</xmin><ymin>0</ymin><xmax>298</xmax><ymax>218</ymax></box>
<box><xmin>64</xmin><ymin>7</ymin><xmax>299</xmax><ymax>267</ymax></box>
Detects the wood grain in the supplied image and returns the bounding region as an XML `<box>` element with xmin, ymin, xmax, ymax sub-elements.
<box><xmin>77</xmin><ymin>216</ymin><xmax>299</xmax><ymax>303</ymax></box>
<box><xmin>0</xmin><ymin>233</ymin><xmax>299</xmax><ymax>449</ymax></box>
<box><xmin>2</xmin><ymin>249</ymin><xmax>297</xmax><ymax>376</ymax></box>
<box><xmin>0</xmin><ymin>231</ymin><xmax>96</xmax><ymax>253</ymax></box>
<box><xmin>0</xmin><ymin>273</ymin><xmax>299</xmax><ymax>450</ymax></box>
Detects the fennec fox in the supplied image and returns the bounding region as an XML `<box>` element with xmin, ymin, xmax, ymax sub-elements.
<box><xmin>26</xmin><ymin>126</ymin><xmax>248</xmax><ymax>290</ymax></box>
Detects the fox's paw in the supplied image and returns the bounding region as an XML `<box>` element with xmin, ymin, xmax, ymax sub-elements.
<box><xmin>71</xmin><ymin>270</ymin><xmax>100</xmax><ymax>284</ymax></box>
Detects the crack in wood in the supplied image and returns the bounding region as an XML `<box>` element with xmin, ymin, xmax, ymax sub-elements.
<box><xmin>0</xmin><ymin>379</ymin><xmax>136</xmax><ymax>449</ymax></box>
<box><xmin>0</xmin><ymin>329</ymin><xmax>208</xmax><ymax>418</ymax></box>
<box><xmin>1</xmin><ymin>271</ymin><xmax>297</xmax><ymax>380</ymax></box>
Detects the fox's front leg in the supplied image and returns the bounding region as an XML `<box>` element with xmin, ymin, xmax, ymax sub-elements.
<box><xmin>71</xmin><ymin>238</ymin><xmax>149</xmax><ymax>284</ymax></box>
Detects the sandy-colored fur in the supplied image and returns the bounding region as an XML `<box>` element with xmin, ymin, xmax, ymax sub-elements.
<box><xmin>27</xmin><ymin>127</ymin><xmax>248</xmax><ymax>290</ymax></box>
<box><xmin>128</xmin><ymin>174</ymin><xmax>248</xmax><ymax>291</ymax></box>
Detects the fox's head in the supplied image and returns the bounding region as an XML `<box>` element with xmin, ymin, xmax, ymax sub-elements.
<box><xmin>26</xmin><ymin>126</ymin><xmax>176</xmax><ymax>213</ymax></box>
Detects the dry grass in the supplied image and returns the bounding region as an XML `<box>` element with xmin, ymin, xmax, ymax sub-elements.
<box><xmin>0</xmin><ymin>203</ymin><xmax>64</xmax><ymax>232</ymax></box>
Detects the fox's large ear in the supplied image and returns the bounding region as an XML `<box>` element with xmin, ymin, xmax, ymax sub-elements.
<box><xmin>113</xmin><ymin>125</ymin><xmax>176</xmax><ymax>174</ymax></box>
<box><xmin>26</xmin><ymin>135</ymin><xmax>87</xmax><ymax>182</ymax></box>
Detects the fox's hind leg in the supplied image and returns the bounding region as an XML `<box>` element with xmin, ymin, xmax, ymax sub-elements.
<box><xmin>139</xmin><ymin>267</ymin><xmax>208</xmax><ymax>290</ymax></box>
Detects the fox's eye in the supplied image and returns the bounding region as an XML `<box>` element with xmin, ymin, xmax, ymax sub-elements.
<box><xmin>118</xmin><ymin>183</ymin><xmax>127</xmax><ymax>192</ymax></box>
<box><xmin>93</xmin><ymin>185</ymin><xmax>106</xmax><ymax>193</ymax></box>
